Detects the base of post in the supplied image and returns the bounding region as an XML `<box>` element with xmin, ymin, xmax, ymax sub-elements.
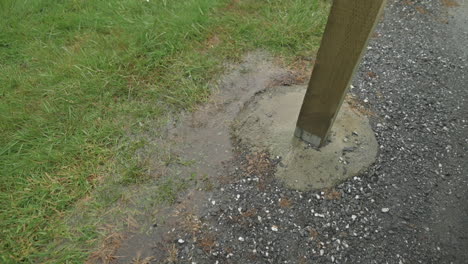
<box><xmin>294</xmin><ymin>127</ymin><xmax>322</xmax><ymax>148</ymax></box>
<box><xmin>233</xmin><ymin>86</ymin><xmax>378</xmax><ymax>190</ymax></box>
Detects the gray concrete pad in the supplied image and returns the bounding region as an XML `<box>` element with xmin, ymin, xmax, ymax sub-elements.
<box><xmin>234</xmin><ymin>85</ymin><xmax>378</xmax><ymax>190</ymax></box>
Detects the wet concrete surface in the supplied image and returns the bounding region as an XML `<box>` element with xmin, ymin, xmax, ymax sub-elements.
<box><xmin>234</xmin><ymin>86</ymin><xmax>378</xmax><ymax>190</ymax></box>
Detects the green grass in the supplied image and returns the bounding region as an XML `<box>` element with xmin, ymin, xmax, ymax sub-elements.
<box><xmin>0</xmin><ymin>0</ymin><xmax>330</xmax><ymax>262</ymax></box>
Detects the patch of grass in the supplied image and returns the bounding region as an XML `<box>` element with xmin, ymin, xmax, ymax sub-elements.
<box><xmin>0</xmin><ymin>0</ymin><xmax>330</xmax><ymax>262</ymax></box>
<box><xmin>218</xmin><ymin>0</ymin><xmax>330</xmax><ymax>59</ymax></box>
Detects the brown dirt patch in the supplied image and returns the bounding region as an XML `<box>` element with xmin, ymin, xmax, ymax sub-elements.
<box><xmin>441</xmin><ymin>0</ymin><xmax>460</xmax><ymax>7</ymax></box>
<box><xmin>205</xmin><ymin>34</ymin><xmax>221</xmax><ymax>49</ymax></box>
<box><xmin>346</xmin><ymin>94</ymin><xmax>376</xmax><ymax>117</ymax></box>
<box><xmin>308</xmin><ymin>227</ymin><xmax>319</xmax><ymax>240</ymax></box>
<box><xmin>323</xmin><ymin>188</ymin><xmax>342</xmax><ymax>200</ymax></box>
<box><xmin>367</xmin><ymin>71</ymin><xmax>378</xmax><ymax>79</ymax></box>
<box><xmin>245</xmin><ymin>151</ymin><xmax>272</xmax><ymax>176</ymax></box>
<box><xmin>279</xmin><ymin>197</ymin><xmax>293</xmax><ymax>208</ymax></box>
<box><xmin>198</xmin><ymin>234</ymin><xmax>217</xmax><ymax>253</ymax></box>
<box><xmin>200</xmin><ymin>32</ymin><xmax>223</xmax><ymax>54</ymax></box>
<box><xmin>288</xmin><ymin>57</ymin><xmax>314</xmax><ymax>84</ymax></box>
<box><xmin>415</xmin><ymin>6</ymin><xmax>429</xmax><ymax>14</ymax></box>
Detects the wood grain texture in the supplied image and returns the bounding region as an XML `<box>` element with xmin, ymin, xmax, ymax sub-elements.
<box><xmin>295</xmin><ymin>0</ymin><xmax>386</xmax><ymax>147</ymax></box>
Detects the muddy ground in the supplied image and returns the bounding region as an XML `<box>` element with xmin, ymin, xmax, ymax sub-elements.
<box><xmin>110</xmin><ymin>0</ymin><xmax>468</xmax><ymax>263</ymax></box>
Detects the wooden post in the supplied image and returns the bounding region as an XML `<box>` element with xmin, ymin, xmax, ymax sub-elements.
<box><xmin>295</xmin><ymin>0</ymin><xmax>386</xmax><ymax>147</ymax></box>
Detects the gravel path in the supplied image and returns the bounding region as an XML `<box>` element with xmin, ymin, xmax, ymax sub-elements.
<box><xmin>129</xmin><ymin>1</ymin><xmax>468</xmax><ymax>263</ymax></box>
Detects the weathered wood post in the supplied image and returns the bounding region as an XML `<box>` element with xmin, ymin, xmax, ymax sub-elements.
<box><xmin>295</xmin><ymin>0</ymin><xmax>386</xmax><ymax>147</ymax></box>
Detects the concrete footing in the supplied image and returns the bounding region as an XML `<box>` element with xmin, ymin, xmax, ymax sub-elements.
<box><xmin>234</xmin><ymin>85</ymin><xmax>378</xmax><ymax>190</ymax></box>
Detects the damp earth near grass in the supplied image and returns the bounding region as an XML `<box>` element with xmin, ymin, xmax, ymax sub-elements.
<box><xmin>0</xmin><ymin>0</ymin><xmax>330</xmax><ymax>262</ymax></box>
